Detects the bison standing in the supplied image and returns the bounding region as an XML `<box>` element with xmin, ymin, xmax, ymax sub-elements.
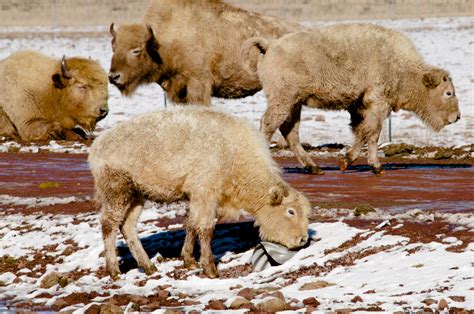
<box><xmin>88</xmin><ymin>107</ymin><xmax>310</xmax><ymax>279</ymax></box>
<box><xmin>0</xmin><ymin>51</ymin><xmax>109</xmax><ymax>142</ymax></box>
<box><xmin>241</xmin><ymin>24</ymin><xmax>460</xmax><ymax>175</ymax></box>
<box><xmin>108</xmin><ymin>0</ymin><xmax>303</xmax><ymax>104</ymax></box>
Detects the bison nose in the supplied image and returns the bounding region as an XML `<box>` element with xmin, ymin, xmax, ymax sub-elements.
<box><xmin>100</xmin><ymin>108</ymin><xmax>109</xmax><ymax>118</ymax></box>
<box><xmin>109</xmin><ymin>72</ymin><xmax>120</xmax><ymax>84</ymax></box>
<box><xmin>299</xmin><ymin>235</ymin><xmax>309</xmax><ymax>247</ymax></box>
<box><xmin>456</xmin><ymin>114</ymin><xmax>461</xmax><ymax>122</ymax></box>
<box><xmin>97</xmin><ymin>108</ymin><xmax>109</xmax><ymax>122</ymax></box>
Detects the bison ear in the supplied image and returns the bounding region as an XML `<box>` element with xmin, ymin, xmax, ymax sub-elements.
<box><xmin>422</xmin><ymin>70</ymin><xmax>441</xmax><ymax>89</ymax></box>
<box><xmin>269</xmin><ymin>184</ymin><xmax>288</xmax><ymax>206</ymax></box>
<box><xmin>52</xmin><ymin>56</ymin><xmax>72</xmax><ymax>89</ymax></box>
<box><xmin>52</xmin><ymin>73</ymin><xmax>66</xmax><ymax>89</ymax></box>
<box><xmin>145</xmin><ymin>25</ymin><xmax>163</xmax><ymax>65</ymax></box>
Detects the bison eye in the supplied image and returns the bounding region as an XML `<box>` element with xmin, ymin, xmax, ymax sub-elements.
<box><xmin>446</xmin><ymin>91</ymin><xmax>452</xmax><ymax>97</ymax></box>
<box><xmin>443</xmin><ymin>77</ymin><xmax>447</xmax><ymax>82</ymax></box>
<box><xmin>131</xmin><ymin>49</ymin><xmax>141</xmax><ymax>56</ymax></box>
<box><xmin>287</xmin><ymin>208</ymin><xmax>296</xmax><ymax>217</ymax></box>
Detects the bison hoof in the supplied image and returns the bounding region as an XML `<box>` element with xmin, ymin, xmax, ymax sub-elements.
<box><xmin>144</xmin><ymin>264</ymin><xmax>158</xmax><ymax>275</ymax></box>
<box><xmin>338</xmin><ymin>157</ymin><xmax>350</xmax><ymax>171</ymax></box>
<box><xmin>109</xmin><ymin>271</ymin><xmax>121</xmax><ymax>281</ymax></box>
<box><xmin>372</xmin><ymin>165</ymin><xmax>385</xmax><ymax>176</ymax></box>
<box><xmin>203</xmin><ymin>266</ymin><xmax>219</xmax><ymax>279</ymax></box>
<box><xmin>183</xmin><ymin>259</ymin><xmax>199</xmax><ymax>270</ymax></box>
<box><xmin>304</xmin><ymin>166</ymin><xmax>324</xmax><ymax>175</ymax></box>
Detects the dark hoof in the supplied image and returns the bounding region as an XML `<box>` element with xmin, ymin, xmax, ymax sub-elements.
<box><xmin>304</xmin><ymin>166</ymin><xmax>324</xmax><ymax>175</ymax></box>
<box><xmin>338</xmin><ymin>157</ymin><xmax>350</xmax><ymax>171</ymax></box>
<box><xmin>202</xmin><ymin>264</ymin><xmax>219</xmax><ymax>278</ymax></box>
<box><xmin>372</xmin><ymin>165</ymin><xmax>385</xmax><ymax>176</ymax></box>
<box><xmin>183</xmin><ymin>259</ymin><xmax>199</xmax><ymax>270</ymax></box>
<box><xmin>144</xmin><ymin>264</ymin><xmax>158</xmax><ymax>275</ymax></box>
<box><xmin>109</xmin><ymin>271</ymin><xmax>121</xmax><ymax>281</ymax></box>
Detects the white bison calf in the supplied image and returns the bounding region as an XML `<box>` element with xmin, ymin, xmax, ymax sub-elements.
<box><xmin>88</xmin><ymin>107</ymin><xmax>310</xmax><ymax>279</ymax></box>
<box><xmin>0</xmin><ymin>51</ymin><xmax>109</xmax><ymax>142</ymax></box>
<box><xmin>242</xmin><ymin>24</ymin><xmax>460</xmax><ymax>175</ymax></box>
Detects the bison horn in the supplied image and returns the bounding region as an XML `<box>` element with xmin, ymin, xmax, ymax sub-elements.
<box><xmin>110</xmin><ymin>22</ymin><xmax>117</xmax><ymax>38</ymax></box>
<box><xmin>61</xmin><ymin>55</ymin><xmax>72</xmax><ymax>80</ymax></box>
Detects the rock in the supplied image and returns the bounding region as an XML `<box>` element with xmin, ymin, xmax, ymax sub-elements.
<box><xmin>422</xmin><ymin>298</ymin><xmax>437</xmax><ymax>306</ymax></box>
<box><xmin>40</xmin><ymin>272</ymin><xmax>70</xmax><ymax>289</ymax></box>
<box><xmin>314</xmin><ymin>114</ymin><xmax>326</xmax><ymax>122</ymax></box>
<box><xmin>256</xmin><ymin>297</ymin><xmax>287</xmax><ymax>312</ymax></box>
<box><xmin>99</xmin><ymin>303</ymin><xmax>123</xmax><ymax>314</ymax></box>
<box><xmin>237</xmin><ymin>302</ymin><xmax>257</xmax><ymax>311</ymax></box>
<box><xmin>58</xmin><ymin>276</ymin><xmax>70</xmax><ymax>288</ymax></box>
<box><xmin>40</xmin><ymin>272</ymin><xmax>61</xmax><ymax>289</ymax></box>
<box><xmin>351</xmin><ymin>295</ymin><xmax>363</xmax><ymax>303</ymax></box>
<box><xmin>354</xmin><ymin>204</ymin><xmax>376</xmax><ymax>217</ymax></box>
<box><xmin>238</xmin><ymin>287</ymin><xmax>257</xmax><ymax>300</ymax></box>
<box><xmin>62</xmin><ymin>246</ymin><xmax>76</xmax><ymax>256</ymax></box>
<box><xmin>156</xmin><ymin>289</ymin><xmax>170</xmax><ymax>299</ymax></box>
<box><xmin>262</xmin><ymin>291</ymin><xmax>285</xmax><ymax>302</ymax></box>
<box><xmin>303</xmin><ymin>297</ymin><xmax>320</xmax><ymax>308</ymax></box>
<box><xmin>84</xmin><ymin>304</ymin><xmax>101</xmax><ymax>314</ymax></box>
<box><xmin>229</xmin><ymin>296</ymin><xmax>251</xmax><ymax>309</ymax></box>
<box><xmin>449</xmin><ymin>296</ymin><xmax>465</xmax><ymax>302</ymax></box>
<box><xmin>207</xmin><ymin>300</ymin><xmax>226</xmax><ymax>310</ymax></box>
<box><xmin>299</xmin><ymin>280</ymin><xmax>335</xmax><ymax>291</ymax></box>
<box><xmin>383</xmin><ymin>144</ymin><xmax>415</xmax><ymax>157</ymax></box>
<box><xmin>438</xmin><ymin>298</ymin><xmax>449</xmax><ymax>310</ymax></box>
<box><xmin>434</xmin><ymin>150</ymin><xmax>453</xmax><ymax>160</ymax></box>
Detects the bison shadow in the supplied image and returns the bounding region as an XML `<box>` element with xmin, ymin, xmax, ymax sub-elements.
<box><xmin>117</xmin><ymin>222</ymin><xmax>318</xmax><ymax>274</ymax></box>
<box><xmin>117</xmin><ymin>221</ymin><xmax>261</xmax><ymax>274</ymax></box>
<box><xmin>284</xmin><ymin>163</ymin><xmax>472</xmax><ymax>174</ymax></box>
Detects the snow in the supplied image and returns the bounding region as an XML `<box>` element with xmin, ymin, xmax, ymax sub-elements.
<box><xmin>0</xmin><ymin>206</ymin><xmax>473</xmax><ymax>311</ymax></box>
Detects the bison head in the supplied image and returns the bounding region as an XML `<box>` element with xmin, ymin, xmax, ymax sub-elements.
<box><xmin>419</xmin><ymin>68</ymin><xmax>460</xmax><ymax>131</ymax></box>
<box><xmin>52</xmin><ymin>56</ymin><xmax>109</xmax><ymax>138</ymax></box>
<box><xmin>109</xmin><ymin>23</ymin><xmax>162</xmax><ymax>96</ymax></box>
<box><xmin>254</xmin><ymin>183</ymin><xmax>310</xmax><ymax>249</ymax></box>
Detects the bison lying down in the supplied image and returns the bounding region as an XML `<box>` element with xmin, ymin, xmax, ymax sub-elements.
<box><xmin>242</xmin><ymin>24</ymin><xmax>460</xmax><ymax>175</ymax></box>
<box><xmin>108</xmin><ymin>0</ymin><xmax>302</xmax><ymax>104</ymax></box>
<box><xmin>0</xmin><ymin>51</ymin><xmax>109</xmax><ymax>142</ymax></box>
<box><xmin>88</xmin><ymin>107</ymin><xmax>310</xmax><ymax>279</ymax></box>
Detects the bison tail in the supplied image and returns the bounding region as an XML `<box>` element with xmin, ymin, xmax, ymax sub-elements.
<box><xmin>240</xmin><ymin>37</ymin><xmax>270</xmax><ymax>76</ymax></box>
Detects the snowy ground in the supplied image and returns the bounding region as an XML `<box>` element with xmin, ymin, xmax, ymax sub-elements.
<box><xmin>1</xmin><ymin>199</ymin><xmax>473</xmax><ymax>312</ymax></box>
<box><xmin>0</xmin><ymin>17</ymin><xmax>473</xmax><ymax>151</ymax></box>
<box><xmin>0</xmin><ymin>17</ymin><xmax>473</xmax><ymax>312</ymax></box>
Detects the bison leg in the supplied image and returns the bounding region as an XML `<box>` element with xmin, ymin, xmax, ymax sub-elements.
<box><xmin>344</xmin><ymin>93</ymin><xmax>389</xmax><ymax>174</ymax></box>
<box><xmin>181</xmin><ymin>221</ymin><xmax>199</xmax><ymax>270</ymax></box>
<box><xmin>95</xmin><ymin>167</ymin><xmax>135</xmax><ymax>280</ymax></box>
<box><xmin>21</xmin><ymin>120</ymin><xmax>64</xmax><ymax>141</ymax></box>
<box><xmin>188</xmin><ymin>196</ymin><xmax>218</xmax><ymax>278</ymax></box>
<box><xmin>340</xmin><ymin>136</ymin><xmax>364</xmax><ymax>171</ymax></box>
<box><xmin>0</xmin><ymin>107</ymin><xmax>19</xmax><ymax>139</ymax></box>
<box><xmin>279</xmin><ymin>104</ymin><xmax>323</xmax><ymax>175</ymax></box>
<box><xmin>119</xmin><ymin>198</ymin><xmax>158</xmax><ymax>275</ymax></box>
<box><xmin>198</xmin><ymin>227</ymin><xmax>217</xmax><ymax>278</ymax></box>
<box><xmin>100</xmin><ymin>212</ymin><xmax>122</xmax><ymax>280</ymax></box>
<box><xmin>367</xmin><ymin>129</ymin><xmax>385</xmax><ymax>175</ymax></box>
